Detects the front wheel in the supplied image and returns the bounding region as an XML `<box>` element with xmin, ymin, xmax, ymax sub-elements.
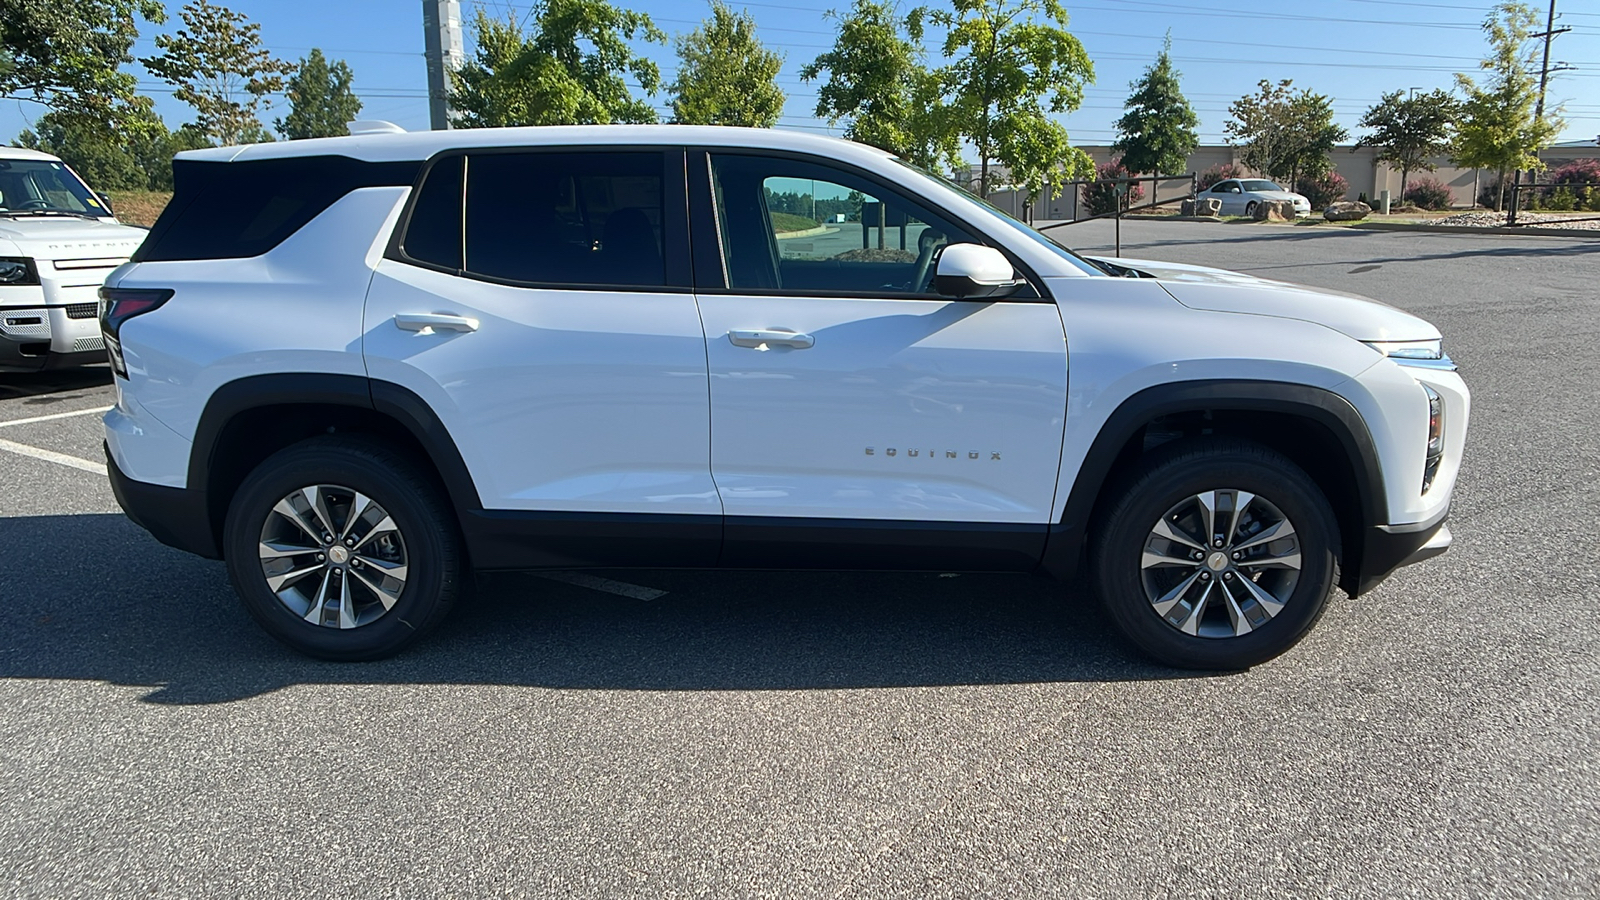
<box><xmin>1091</xmin><ymin>440</ymin><xmax>1341</xmax><ymax>670</ymax></box>
<box><xmin>1244</xmin><ymin>201</ymin><xmax>1258</xmax><ymax>217</ymax></box>
<box><xmin>223</xmin><ymin>437</ymin><xmax>463</xmax><ymax>660</ymax></box>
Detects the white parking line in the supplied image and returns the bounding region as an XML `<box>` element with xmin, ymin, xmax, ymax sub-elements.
<box><xmin>533</xmin><ymin>571</ymin><xmax>668</xmax><ymax>601</ymax></box>
<box><xmin>0</xmin><ymin>437</ymin><xmax>107</xmax><ymax>475</ymax></box>
<box><xmin>0</xmin><ymin>405</ymin><xmax>113</xmax><ymax>428</ymax></box>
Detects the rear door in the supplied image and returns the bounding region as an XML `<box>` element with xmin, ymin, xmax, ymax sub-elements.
<box><xmin>690</xmin><ymin>150</ymin><xmax>1069</xmax><ymax>570</ymax></box>
<box><xmin>363</xmin><ymin>147</ymin><xmax>719</xmax><ymax>564</ymax></box>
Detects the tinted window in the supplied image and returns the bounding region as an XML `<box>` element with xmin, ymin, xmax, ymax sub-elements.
<box><xmin>464</xmin><ymin>151</ymin><xmax>665</xmax><ymax>287</ymax></box>
<box><xmin>401</xmin><ymin>155</ymin><xmax>463</xmax><ymax>270</ymax></box>
<box><xmin>710</xmin><ymin>154</ymin><xmax>979</xmax><ymax>295</ymax></box>
<box><xmin>135</xmin><ymin>156</ymin><xmax>420</xmax><ymax>262</ymax></box>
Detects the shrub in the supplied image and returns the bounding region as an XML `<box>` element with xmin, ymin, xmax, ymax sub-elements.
<box><xmin>1296</xmin><ymin>171</ymin><xmax>1348</xmax><ymax>209</ymax></box>
<box><xmin>1583</xmin><ymin>186</ymin><xmax>1600</xmax><ymax>212</ymax></box>
<box><xmin>1197</xmin><ymin>163</ymin><xmax>1244</xmax><ymax>191</ymax></box>
<box><xmin>1081</xmin><ymin>159</ymin><xmax>1145</xmax><ymax>217</ymax></box>
<box><xmin>1546</xmin><ymin>186</ymin><xmax>1577</xmax><ymax>211</ymax></box>
<box><xmin>1403</xmin><ymin>176</ymin><xmax>1454</xmax><ymax>211</ymax></box>
<box><xmin>1541</xmin><ymin>158</ymin><xmax>1600</xmax><ymax>207</ymax></box>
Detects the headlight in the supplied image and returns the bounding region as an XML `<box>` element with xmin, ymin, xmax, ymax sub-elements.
<box><xmin>1365</xmin><ymin>339</ymin><xmax>1442</xmax><ymax>360</ymax></box>
<box><xmin>1422</xmin><ymin>385</ymin><xmax>1444</xmax><ymax>494</ymax></box>
<box><xmin>0</xmin><ymin>257</ymin><xmax>39</xmax><ymax>285</ymax></box>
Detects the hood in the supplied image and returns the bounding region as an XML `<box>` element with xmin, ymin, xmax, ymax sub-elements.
<box><xmin>0</xmin><ymin>216</ymin><xmax>147</xmax><ymax>261</ymax></box>
<box><xmin>1091</xmin><ymin>257</ymin><xmax>1440</xmax><ymax>342</ymax></box>
<box><xmin>1253</xmin><ymin>191</ymin><xmax>1308</xmax><ymax>204</ymax></box>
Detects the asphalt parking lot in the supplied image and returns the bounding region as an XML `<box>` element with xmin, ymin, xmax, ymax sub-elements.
<box><xmin>3</xmin><ymin>221</ymin><xmax>1596</xmax><ymax>898</ymax></box>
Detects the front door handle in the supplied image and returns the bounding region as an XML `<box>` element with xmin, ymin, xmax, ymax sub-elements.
<box><xmin>728</xmin><ymin>329</ymin><xmax>815</xmax><ymax>350</ymax></box>
<box><xmin>395</xmin><ymin>312</ymin><xmax>479</xmax><ymax>334</ymax></box>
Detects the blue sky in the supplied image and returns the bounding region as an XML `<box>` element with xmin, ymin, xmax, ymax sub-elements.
<box><xmin>5</xmin><ymin>0</ymin><xmax>1598</xmax><ymax>150</ymax></box>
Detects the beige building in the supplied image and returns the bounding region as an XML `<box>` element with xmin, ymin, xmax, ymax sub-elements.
<box><xmin>979</xmin><ymin>139</ymin><xmax>1599</xmax><ymax>219</ymax></box>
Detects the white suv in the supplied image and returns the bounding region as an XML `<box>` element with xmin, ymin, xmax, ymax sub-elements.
<box><xmin>100</xmin><ymin>125</ymin><xmax>1469</xmax><ymax>668</ymax></box>
<box><xmin>1</xmin><ymin>147</ymin><xmax>148</xmax><ymax>372</ymax></box>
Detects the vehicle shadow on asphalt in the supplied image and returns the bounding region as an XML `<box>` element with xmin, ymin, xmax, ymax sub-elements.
<box><xmin>0</xmin><ymin>367</ymin><xmax>113</xmax><ymax>402</ymax></box>
<box><xmin>0</xmin><ymin>514</ymin><xmax>1200</xmax><ymax>704</ymax></box>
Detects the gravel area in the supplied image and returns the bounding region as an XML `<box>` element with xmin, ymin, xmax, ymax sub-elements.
<box><xmin>1433</xmin><ymin>210</ymin><xmax>1600</xmax><ymax>229</ymax></box>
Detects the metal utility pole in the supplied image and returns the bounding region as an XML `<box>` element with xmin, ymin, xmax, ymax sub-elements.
<box><xmin>423</xmin><ymin>0</ymin><xmax>464</xmax><ymax>130</ymax></box>
<box><xmin>1532</xmin><ymin>0</ymin><xmax>1571</xmax><ymax>121</ymax></box>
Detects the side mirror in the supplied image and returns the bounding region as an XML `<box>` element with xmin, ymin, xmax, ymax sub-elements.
<box><xmin>934</xmin><ymin>243</ymin><xmax>1020</xmax><ymax>299</ymax></box>
<box><xmin>94</xmin><ymin>192</ymin><xmax>115</xmax><ymax>216</ymax></box>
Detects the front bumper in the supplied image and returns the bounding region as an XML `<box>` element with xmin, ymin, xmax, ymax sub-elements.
<box><xmin>106</xmin><ymin>443</ymin><xmax>220</xmax><ymax>559</ymax></box>
<box><xmin>0</xmin><ymin>304</ymin><xmax>105</xmax><ymax>372</ymax></box>
<box><xmin>1351</xmin><ymin>503</ymin><xmax>1450</xmax><ymax>596</ymax></box>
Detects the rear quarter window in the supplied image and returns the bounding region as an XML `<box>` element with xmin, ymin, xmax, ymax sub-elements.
<box><xmin>134</xmin><ymin>156</ymin><xmax>420</xmax><ymax>262</ymax></box>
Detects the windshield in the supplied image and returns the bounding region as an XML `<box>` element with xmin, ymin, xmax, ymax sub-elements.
<box><xmin>0</xmin><ymin>158</ymin><xmax>108</xmax><ymax>217</ymax></box>
<box><xmin>1240</xmin><ymin>180</ymin><xmax>1283</xmax><ymax>193</ymax></box>
<box><xmin>889</xmin><ymin>157</ymin><xmax>1106</xmax><ymax>277</ymax></box>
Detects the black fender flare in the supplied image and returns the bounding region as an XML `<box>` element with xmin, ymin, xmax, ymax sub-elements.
<box><xmin>189</xmin><ymin>372</ymin><xmax>483</xmax><ymax>515</ymax></box>
<box><xmin>1039</xmin><ymin>379</ymin><xmax>1387</xmax><ymax>581</ymax></box>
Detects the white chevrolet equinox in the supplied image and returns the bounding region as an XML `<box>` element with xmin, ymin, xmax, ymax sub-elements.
<box><xmin>100</xmin><ymin>125</ymin><xmax>1469</xmax><ymax>668</ymax></box>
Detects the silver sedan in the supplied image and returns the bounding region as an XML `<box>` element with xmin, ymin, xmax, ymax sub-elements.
<box><xmin>1204</xmin><ymin>178</ymin><xmax>1313</xmax><ymax>217</ymax></box>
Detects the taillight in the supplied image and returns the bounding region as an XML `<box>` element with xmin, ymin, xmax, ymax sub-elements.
<box><xmin>98</xmin><ymin>287</ymin><xmax>173</xmax><ymax>378</ymax></box>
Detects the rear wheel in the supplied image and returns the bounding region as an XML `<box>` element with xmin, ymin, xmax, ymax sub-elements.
<box><xmin>1092</xmin><ymin>440</ymin><xmax>1340</xmax><ymax>669</ymax></box>
<box><xmin>223</xmin><ymin>437</ymin><xmax>462</xmax><ymax>660</ymax></box>
<box><xmin>1244</xmin><ymin>200</ymin><xmax>1258</xmax><ymax>217</ymax></box>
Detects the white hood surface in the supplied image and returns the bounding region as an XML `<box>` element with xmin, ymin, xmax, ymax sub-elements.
<box><xmin>1091</xmin><ymin>256</ymin><xmax>1440</xmax><ymax>343</ymax></box>
<box><xmin>0</xmin><ymin>216</ymin><xmax>148</xmax><ymax>261</ymax></box>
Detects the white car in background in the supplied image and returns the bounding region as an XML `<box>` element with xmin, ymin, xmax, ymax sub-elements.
<box><xmin>0</xmin><ymin>147</ymin><xmax>147</xmax><ymax>372</ymax></box>
<box><xmin>1205</xmin><ymin>178</ymin><xmax>1313</xmax><ymax>217</ymax></box>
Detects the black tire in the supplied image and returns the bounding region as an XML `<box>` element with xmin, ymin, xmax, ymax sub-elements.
<box><xmin>1244</xmin><ymin>201</ymin><xmax>1258</xmax><ymax>217</ymax></box>
<box><xmin>1091</xmin><ymin>439</ymin><xmax>1340</xmax><ymax>670</ymax></box>
<box><xmin>223</xmin><ymin>436</ymin><xmax>463</xmax><ymax>661</ymax></box>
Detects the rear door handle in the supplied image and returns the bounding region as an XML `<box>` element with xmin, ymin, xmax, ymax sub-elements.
<box><xmin>395</xmin><ymin>312</ymin><xmax>479</xmax><ymax>333</ymax></box>
<box><xmin>728</xmin><ymin>329</ymin><xmax>814</xmax><ymax>350</ymax></box>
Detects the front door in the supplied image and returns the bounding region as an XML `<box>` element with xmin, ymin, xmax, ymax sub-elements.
<box><xmin>690</xmin><ymin>151</ymin><xmax>1069</xmax><ymax>570</ymax></box>
<box><xmin>363</xmin><ymin>148</ymin><xmax>719</xmax><ymax>565</ymax></box>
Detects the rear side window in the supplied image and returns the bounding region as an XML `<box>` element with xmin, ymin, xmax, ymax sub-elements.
<box><xmin>400</xmin><ymin>155</ymin><xmax>463</xmax><ymax>270</ymax></box>
<box><xmin>134</xmin><ymin>156</ymin><xmax>420</xmax><ymax>262</ymax></box>
<box><xmin>463</xmin><ymin>151</ymin><xmax>666</xmax><ymax>288</ymax></box>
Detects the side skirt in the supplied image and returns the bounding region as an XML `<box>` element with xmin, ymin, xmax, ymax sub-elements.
<box><xmin>460</xmin><ymin>511</ymin><xmax>1048</xmax><ymax>573</ymax></box>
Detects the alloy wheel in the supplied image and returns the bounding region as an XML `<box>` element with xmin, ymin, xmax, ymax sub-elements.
<box><xmin>1139</xmin><ymin>488</ymin><xmax>1302</xmax><ymax>639</ymax></box>
<box><xmin>257</xmin><ymin>484</ymin><xmax>409</xmax><ymax>629</ymax></box>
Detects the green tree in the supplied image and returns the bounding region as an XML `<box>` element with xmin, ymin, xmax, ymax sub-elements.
<box><xmin>142</xmin><ymin>0</ymin><xmax>295</xmax><ymax>146</ymax></box>
<box><xmin>16</xmin><ymin>107</ymin><xmax>211</xmax><ymax>191</ymax></box>
<box><xmin>1452</xmin><ymin>2</ymin><xmax>1561</xmax><ymax>211</ymax></box>
<box><xmin>16</xmin><ymin>110</ymin><xmax>145</xmax><ymax>190</ymax></box>
<box><xmin>669</xmin><ymin>2</ymin><xmax>784</xmax><ymax>127</ymax></box>
<box><xmin>276</xmin><ymin>48</ymin><xmax>362</xmax><ymax>140</ymax></box>
<box><xmin>1355</xmin><ymin>89</ymin><xmax>1458</xmax><ymax>198</ymax></box>
<box><xmin>925</xmin><ymin>0</ymin><xmax>1096</xmax><ymax>199</ymax></box>
<box><xmin>0</xmin><ymin>0</ymin><xmax>165</xmax><ymax>136</ymax></box>
<box><xmin>801</xmin><ymin>0</ymin><xmax>958</xmax><ymax>173</ymax></box>
<box><xmin>1111</xmin><ymin>35</ymin><xmax>1198</xmax><ymax>177</ymax></box>
<box><xmin>1225</xmin><ymin>79</ymin><xmax>1347</xmax><ymax>188</ymax></box>
<box><xmin>449</xmin><ymin>1</ymin><xmax>665</xmax><ymax>128</ymax></box>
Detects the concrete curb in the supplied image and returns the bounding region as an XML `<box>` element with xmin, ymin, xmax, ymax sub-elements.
<box><xmin>1350</xmin><ymin>221</ymin><xmax>1600</xmax><ymax>239</ymax></box>
<box><xmin>774</xmin><ymin>224</ymin><xmax>835</xmax><ymax>239</ymax></box>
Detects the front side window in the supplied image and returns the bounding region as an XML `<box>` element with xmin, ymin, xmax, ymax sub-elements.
<box><xmin>709</xmin><ymin>153</ymin><xmax>979</xmax><ymax>295</ymax></box>
<box><xmin>1211</xmin><ymin>181</ymin><xmax>1236</xmax><ymax>193</ymax></box>
<box><xmin>464</xmin><ymin>151</ymin><xmax>665</xmax><ymax>287</ymax></box>
<box><xmin>1241</xmin><ymin>180</ymin><xmax>1283</xmax><ymax>192</ymax></box>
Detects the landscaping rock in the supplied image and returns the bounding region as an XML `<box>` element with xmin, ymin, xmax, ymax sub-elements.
<box><xmin>1324</xmin><ymin>201</ymin><xmax>1372</xmax><ymax>222</ymax></box>
<box><xmin>1180</xmin><ymin>197</ymin><xmax>1222</xmax><ymax>216</ymax></box>
<box><xmin>1252</xmin><ymin>199</ymin><xmax>1296</xmax><ymax>221</ymax></box>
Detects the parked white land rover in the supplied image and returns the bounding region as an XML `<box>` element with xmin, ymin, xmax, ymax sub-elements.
<box><xmin>0</xmin><ymin>147</ymin><xmax>147</xmax><ymax>372</ymax></box>
<box><xmin>100</xmin><ymin>125</ymin><xmax>1469</xmax><ymax>668</ymax></box>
